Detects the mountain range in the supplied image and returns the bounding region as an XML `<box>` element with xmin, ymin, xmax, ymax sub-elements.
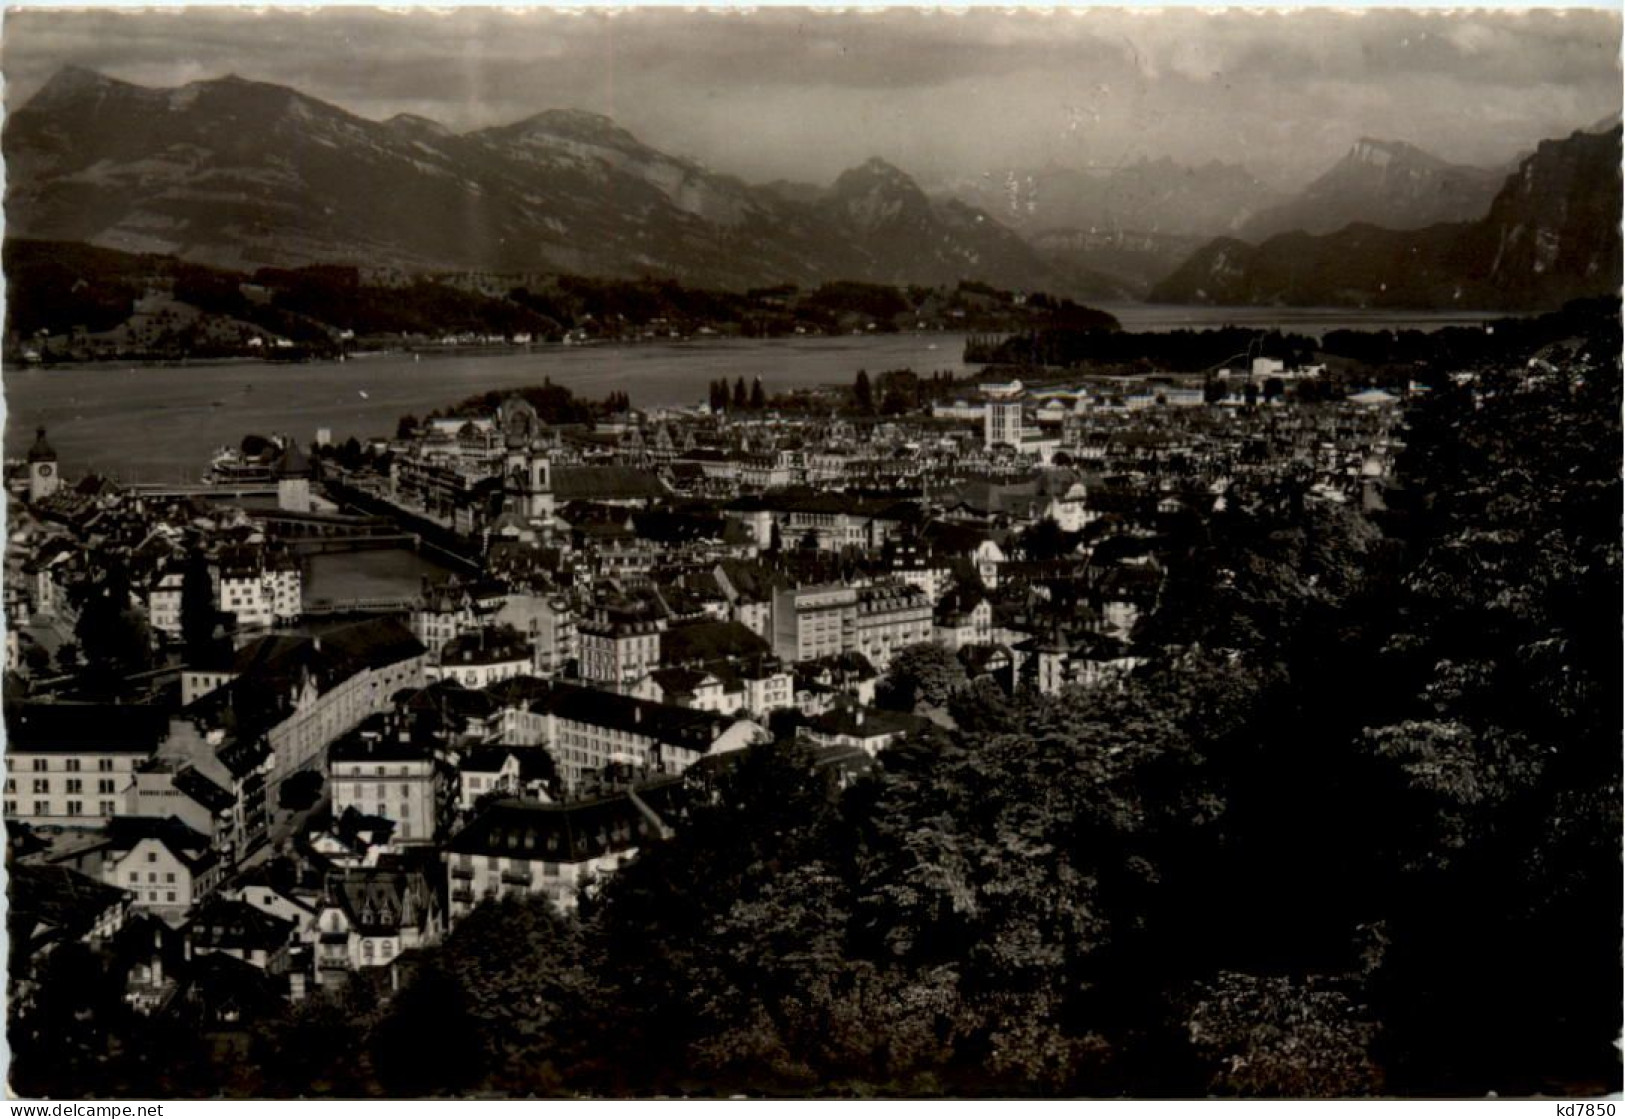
<box><xmin>1149</xmin><ymin>125</ymin><xmax>1622</xmax><ymax>310</ymax></box>
<box><xmin>3</xmin><ymin>67</ymin><xmax>1071</xmax><ymax>294</ymax></box>
<box><xmin>1237</xmin><ymin>139</ymin><xmax>1509</xmax><ymax>243</ymax></box>
<box><xmin>943</xmin><ymin>158</ymin><xmax>1280</xmax><ymax>240</ymax></box>
<box><xmin>5</xmin><ymin>66</ymin><xmax>1620</xmax><ymax>312</ymax></box>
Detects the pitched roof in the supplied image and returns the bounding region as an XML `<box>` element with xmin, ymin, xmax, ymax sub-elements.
<box><xmin>328</xmin><ymin>866</ymin><xmax>435</xmax><ymax>936</ymax></box>
<box><xmin>808</xmin><ymin>703</ymin><xmax>930</xmax><ymax>740</ymax></box>
<box><xmin>660</xmin><ymin>620</ymin><xmax>771</xmax><ymax>665</ymax></box>
<box><xmin>5</xmin><ymin>703</ymin><xmax>171</xmax><ymax>755</ymax></box>
<box><xmin>184</xmin><ymin>618</ymin><xmax>426</xmax><ymax>743</ymax></box>
<box><xmin>643</xmin><ymin>666</ymin><xmax>716</xmax><ymax>697</ymax></box>
<box><xmin>172</xmin><ymin>766</ymin><xmax>236</xmax><ymax>814</ymax></box>
<box><xmin>552</xmin><ymin>466</ymin><xmax>667</xmax><ymax>502</ymax></box>
<box><xmin>275</xmin><ymin>441</ymin><xmax>312</xmax><ymax>478</ymax></box>
<box><xmin>713</xmin><ymin>559</ymin><xmax>793</xmax><ymax>601</ymax></box>
<box><xmin>105</xmin><ymin>815</ymin><xmax>216</xmax><ymax>869</ymax></box>
<box><xmin>329</xmin><ymin>717</ymin><xmax>438</xmax><ymax>764</ymax></box>
<box><xmin>186</xmin><ymin>897</ymin><xmax>295</xmax><ymax>953</ymax></box>
<box><xmin>7</xmin><ymin>864</ymin><xmax>128</xmax><ymax>963</ymax></box>
<box><xmin>26</xmin><ymin>427</ymin><xmax>58</xmax><ymax>462</ymax></box>
<box><xmin>461</xmin><ymin>746</ymin><xmax>538</xmax><ymax>776</ymax></box>
<box><xmin>447</xmin><ymin>783</ymin><xmax>681</xmax><ymax>863</ymax></box>
<box><xmin>534</xmin><ymin>683</ymin><xmax>746</xmax><ymax>754</ymax></box>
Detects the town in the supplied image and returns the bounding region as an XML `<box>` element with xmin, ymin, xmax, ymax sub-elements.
<box><xmin>3</xmin><ymin>349</ymin><xmax>1410</xmax><ymax>1017</ymax></box>
<box><xmin>5</xmin><ymin>3</ymin><xmax>1622</xmax><ymax>1101</ymax></box>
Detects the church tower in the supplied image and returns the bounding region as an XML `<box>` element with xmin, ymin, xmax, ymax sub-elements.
<box><xmin>26</xmin><ymin>428</ymin><xmax>60</xmax><ymax>503</ymax></box>
<box><xmin>526</xmin><ymin>446</ymin><xmax>553</xmax><ymax>521</ymax></box>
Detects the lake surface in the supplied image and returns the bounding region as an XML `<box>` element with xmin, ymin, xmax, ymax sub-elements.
<box><xmin>3</xmin><ymin>334</ymin><xmax>975</xmax><ymax>482</ymax></box>
<box><xmin>2</xmin><ymin>307</ymin><xmax>1493</xmax><ymax>482</ymax></box>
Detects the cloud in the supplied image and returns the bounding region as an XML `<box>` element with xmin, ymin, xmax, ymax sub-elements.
<box><xmin>2</xmin><ymin>7</ymin><xmax>1617</xmax><ymax>188</ymax></box>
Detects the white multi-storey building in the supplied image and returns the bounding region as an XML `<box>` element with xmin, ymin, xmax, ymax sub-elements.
<box><xmin>4</xmin><ymin>703</ymin><xmax>170</xmax><ymax>827</ymax></box>
<box><xmin>985</xmin><ymin>400</ymin><xmax>1025</xmax><ymax>451</ymax></box>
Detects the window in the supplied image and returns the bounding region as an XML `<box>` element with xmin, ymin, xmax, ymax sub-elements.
<box><xmin>98</xmin><ymin>758</ymin><xmax>114</xmax><ymax>772</ymax></box>
<box><xmin>400</xmin><ymin>784</ymin><xmax>412</xmax><ymax>797</ymax></box>
<box><xmin>147</xmin><ymin>852</ymin><xmax>157</xmax><ymax>863</ymax></box>
<box><xmin>3</xmin><ymin>800</ymin><xmax>13</xmax><ymax>816</ymax></box>
<box><xmin>32</xmin><ymin>759</ymin><xmax>47</xmax><ymax>772</ymax></box>
<box><xmin>33</xmin><ymin>801</ymin><xmax>47</xmax><ymax>816</ymax></box>
<box><xmin>65</xmin><ymin>759</ymin><xmax>81</xmax><ymax>773</ymax></box>
<box><xmin>66</xmin><ymin>801</ymin><xmax>81</xmax><ymax>816</ymax></box>
<box><xmin>165</xmin><ymin>872</ymin><xmax>175</xmax><ymax>883</ymax></box>
<box><xmin>128</xmin><ymin>872</ymin><xmax>138</xmax><ymax>884</ymax></box>
<box><xmin>166</xmin><ymin>892</ymin><xmax>176</xmax><ymax>903</ymax></box>
<box><xmin>99</xmin><ymin>801</ymin><xmax>115</xmax><ymax>816</ymax></box>
<box><xmin>32</xmin><ymin>779</ymin><xmax>48</xmax><ymax>794</ymax></box>
<box><xmin>65</xmin><ymin>779</ymin><xmax>82</xmax><ymax>794</ymax></box>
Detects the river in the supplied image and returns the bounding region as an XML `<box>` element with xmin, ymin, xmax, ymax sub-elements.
<box><xmin>2</xmin><ymin>307</ymin><xmax>1493</xmax><ymax>482</ymax></box>
<box><xmin>301</xmin><ymin>549</ymin><xmax>454</xmax><ymax>608</ymax></box>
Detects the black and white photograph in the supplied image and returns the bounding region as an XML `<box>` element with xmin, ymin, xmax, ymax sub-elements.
<box><xmin>1</xmin><ymin>3</ymin><xmax>1620</xmax><ymax>1102</ymax></box>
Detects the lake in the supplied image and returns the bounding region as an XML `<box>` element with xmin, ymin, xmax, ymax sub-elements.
<box><xmin>2</xmin><ymin>307</ymin><xmax>1494</xmax><ymax>482</ymax></box>
<box><xmin>3</xmin><ymin>334</ymin><xmax>976</xmax><ymax>482</ymax></box>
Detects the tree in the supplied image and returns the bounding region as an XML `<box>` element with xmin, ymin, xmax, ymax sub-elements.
<box><xmin>180</xmin><ymin>555</ymin><xmax>217</xmax><ymax>655</ymax></box>
<box><xmin>1018</xmin><ymin>517</ymin><xmax>1071</xmax><ymax>561</ymax></box>
<box><xmin>948</xmin><ymin>674</ymin><xmax>1017</xmax><ymax>734</ymax></box>
<box><xmin>1185</xmin><ymin>972</ymin><xmax>1382</xmax><ymax>1097</ymax></box>
<box><xmin>373</xmin><ymin>895</ymin><xmax>587</xmax><ymax>1095</ymax></box>
<box><xmin>749</xmin><ymin>377</ymin><xmax>766</xmax><ymax>411</ymax></box>
<box><xmin>74</xmin><ymin>564</ymin><xmax>153</xmax><ymax>689</ymax></box>
<box><xmin>396</xmin><ymin>414</ymin><xmax>419</xmax><ymax>440</ymax></box>
<box><xmin>1263</xmin><ymin>376</ymin><xmax>1286</xmax><ymax>402</ymax></box>
<box><xmin>877</xmin><ymin>642</ymin><xmax>967</xmax><ymax>712</ymax></box>
<box><xmin>733</xmin><ymin>377</ymin><xmax>748</xmax><ymax>411</ymax></box>
<box><xmin>278</xmin><ymin>769</ymin><xmax>324</xmax><ymax>812</ymax></box>
<box><xmin>853</xmin><ymin>369</ymin><xmax>873</xmax><ymax>413</ymax></box>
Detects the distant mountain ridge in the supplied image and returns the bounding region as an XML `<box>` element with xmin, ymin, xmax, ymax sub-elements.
<box><xmin>945</xmin><ymin>157</ymin><xmax>1280</xmax><ymax>239</ymax></box>
<box><xmin>941</xmin><ymin>157</ymin><xmax>1279</xmax><ymax>298</ymax></box>
<box><xmin>1239</xmin><ymin>138</ymin><xmax>1507</xmax><ymax>242</ymax></box>
<box><xmin>1148</xmin><ymin>125</ymin><xmax>1622</xmax><ymax>311</ymax></box>
<box><xmin>4</xmin><ymin>66</ymin><xmax>1071</xmax><ymax>294</ymax></box>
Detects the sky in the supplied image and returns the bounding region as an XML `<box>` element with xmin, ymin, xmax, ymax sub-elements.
<box><xmin>2</xmin><ymin>6</ymin><xmax>1620</xmax><ymax>190</ymax></box>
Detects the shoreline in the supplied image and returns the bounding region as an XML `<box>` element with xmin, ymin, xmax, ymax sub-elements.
<box><xmin>1</xmin><ymin>305</ymin><xmax>1519</xmax><ymax>376</ymax></box>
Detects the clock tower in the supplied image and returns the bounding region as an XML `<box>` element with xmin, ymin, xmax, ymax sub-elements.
<box><xmin>26</xmin><ymin>428</ymin><xmax>59</xmax><ymax>503</ymax></box>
